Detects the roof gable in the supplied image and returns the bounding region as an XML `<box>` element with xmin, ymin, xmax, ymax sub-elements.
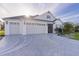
<box><xmin>34</xmin><ymin>11</ymin><xmax>56</xmax><ymax>21</ymax></box>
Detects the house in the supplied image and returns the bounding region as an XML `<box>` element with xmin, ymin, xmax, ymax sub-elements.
<box><xmin>2</xmin><ymin>11</ymin><xmax>62</xmax><ymax>35</ymax></box>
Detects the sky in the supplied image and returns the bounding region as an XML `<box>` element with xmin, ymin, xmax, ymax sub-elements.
<box><xmin>0</xmin><ymin>3</ymin><xmax>79</xmax><ymax>23</ymax></box>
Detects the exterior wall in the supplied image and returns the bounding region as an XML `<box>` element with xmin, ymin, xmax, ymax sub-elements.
<box><xmin>5</xmin><ymin>21</ymin><xmax>9</xmax><ymax>35</ymax></box>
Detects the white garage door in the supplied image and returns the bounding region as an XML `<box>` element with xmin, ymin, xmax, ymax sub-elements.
<box><xmin>9</xmin><ymin>22</ymin><xmax>20</xmax><ymax>35</ymax></box>
<box><xmin>25</xmin><ymin>23</ymin><xmax>47</xmax><ymax>34</ymax></box>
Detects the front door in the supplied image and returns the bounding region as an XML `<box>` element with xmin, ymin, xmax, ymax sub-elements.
<box><xmin>48</xmin><ymin>24</ymin><xmax>53</xmax><ymax>33</ymax></box>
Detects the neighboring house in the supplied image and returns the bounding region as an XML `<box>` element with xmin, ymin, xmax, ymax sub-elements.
<box><xmin>2</xmin><ymin>11</ymin><xmax>62</xmax><ymax>35</ymax></box>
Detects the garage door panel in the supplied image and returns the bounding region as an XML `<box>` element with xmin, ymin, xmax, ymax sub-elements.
<box><xmin>26</xmin><ymin>23</ymin><xmax>47</xmax><ymax>34</ymax></box>
<box><xmin>9</xmin><ymin>22</ymin><xmax>20</xmax><ymax>35</ymax></box>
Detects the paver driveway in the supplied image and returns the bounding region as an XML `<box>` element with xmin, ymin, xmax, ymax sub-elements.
<box><xmin>0</xmin><ymin>34</ymin><xmax>79</xmax><ymax>56</ymax></box>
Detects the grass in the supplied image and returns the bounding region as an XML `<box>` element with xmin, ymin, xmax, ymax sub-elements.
<box><xmin>72</xmin><ymin>32</ymin><xmax>79</xmax><ymax>40</ymax></box>
<box><xmin>0</xmin><ymin>30</ymin><xmax>5</xmax><ymax>36</ymax></box>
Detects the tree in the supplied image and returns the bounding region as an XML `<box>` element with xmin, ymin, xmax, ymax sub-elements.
<box><xmin>75</xmin><ymin>25</ymin><xmax>79</xmax><ymax>32</ymax></box>
<box><xmin>63</xmin><ymin>22</ymin><xmax>74</xmax><ymax>34</ymax></box>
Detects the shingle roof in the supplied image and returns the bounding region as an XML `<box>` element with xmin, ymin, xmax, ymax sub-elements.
<box><xmin>2</xmin><ymin>11</ymin><xmax>62</xmax><ymax>23</ymax></box>
<box><xmin>2</xmin><ymin>15</ymin><xmax>26</xmax><ymax>20</ymax></box>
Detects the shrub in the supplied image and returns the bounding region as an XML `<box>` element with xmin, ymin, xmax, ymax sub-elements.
<box><xmin>55</xmin><ymin>27</ymin><xmax>63</xmax><ymax>35</ymax></box>
<box><xmin>0</xmin><ymin>30</ymin><xmax>5</xmax><ymax>36</ymax></box>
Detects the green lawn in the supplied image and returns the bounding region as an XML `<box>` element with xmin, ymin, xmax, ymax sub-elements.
<box><xmin>0</xmin><ymin>30</ymin><xmax>5</xmax><ymax>36</ymax></box>
<box><xmin>72</xmin><ymin>32</ymin><xmax>79</xmax><ymax>40</ymax></box>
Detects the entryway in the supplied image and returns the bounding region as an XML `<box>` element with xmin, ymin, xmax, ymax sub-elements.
<box><xmin>48</xmin><ymin>24</ymin><xmax>53</xmax><ymax>33</ymax></box>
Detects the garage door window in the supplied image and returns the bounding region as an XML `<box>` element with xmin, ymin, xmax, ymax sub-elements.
<box><xmin>25</xmin><ymin>22</ymin><xmax>46</xmax><ymax>26</ymax></box>
<box><xmin>6</xmin><ymin>21</ymin><xmax>8</xmax><ymax>24</ymax></box>
<box><xmin>10</xmin><ymin>22</ymin><xmax>19</xmax><ymax>24</ymax></box>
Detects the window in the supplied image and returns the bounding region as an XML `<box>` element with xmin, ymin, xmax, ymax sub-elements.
<box><xmin>9</xmin><ymin>22</ymin><xmax>19</xmax><ymax>24</ymax></box>
<box><xmin>10</xmin><ymin>22</ymin><xmax>13</xmax><ymax>24</ymax></box>
<box><xmin>47</xmin><ymin>15</ymin><xmax>51</xmax><ymax>19</ymax></box>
